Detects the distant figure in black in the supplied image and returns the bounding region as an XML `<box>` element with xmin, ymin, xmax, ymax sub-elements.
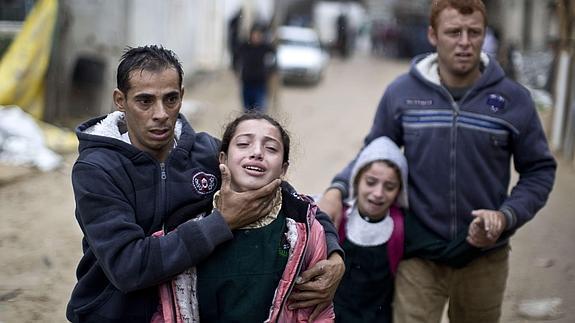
<box><xmin>336</xmin><ymin>13</ymin><xmax>349</xmax><ymax>57</ymax></box>
<box><xmin>228</xmin><ymin>9</ymin><xmax>242</xmax><ymax>72</ymax></box>
<box><xmin>237</xmin><ymin>24</ymin><xmax>276</xmax><ymax>112</ymax></box>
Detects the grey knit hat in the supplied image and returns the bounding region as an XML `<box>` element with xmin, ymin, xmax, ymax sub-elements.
<box><xmin>349</xmin><ymin>136</ymin><xmax>409</xmax><ymax>208</ymax></box>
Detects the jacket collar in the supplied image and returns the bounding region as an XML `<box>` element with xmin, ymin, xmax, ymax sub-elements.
<box><xmin>83</xmin><ymin>111</ymin><xmax>183</xmax><ymax>142</ymax></box>
<box><xmin>413</xmin><ymin>52</ymin><xmax>491</xmax><ymax>86</ymax></box>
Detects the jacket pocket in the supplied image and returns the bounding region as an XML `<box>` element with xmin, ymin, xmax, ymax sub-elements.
<box><xmin>74</xmin><ymin>286</ymin><xmax>154</xmax><ymax>322</ymax></box>
<box><xmin>403</xmin><ymin>128</ymin><xmax>420</xmax><ymax>140</ymax></box>
<box><xmin>74</xmin><ymin>284</ymin><xmax>116</xmax><ymax>315</ymax></box>
<box><xmin>490</xmin><ymin>133</ymin><xmax>510</xmax><ymax>149</ymax></box>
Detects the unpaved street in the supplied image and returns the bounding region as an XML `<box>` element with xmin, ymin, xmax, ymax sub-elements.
<box><xmin>1</xmin><ymin>51</ymin><xmax>574</xmax><ymax>322</ymax></box>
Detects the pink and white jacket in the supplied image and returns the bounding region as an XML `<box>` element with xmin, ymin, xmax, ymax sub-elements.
<box><xmin>152</xmin><ymin>186</ymin><xmax>335</xmax><ymax>323</ymax></box>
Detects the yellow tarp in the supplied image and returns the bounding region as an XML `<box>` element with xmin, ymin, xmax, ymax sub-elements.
<box><xmin>0</xmin><ymin>0</ymin><xmax>58</xmax><ymax>120</ymax></box>
<box><xmin>39</xmin><ymin>119</ymin><xmax>79</xmax><ymax>153</ymax></box>
<box><xmin>0</xmin><ymin>0</ymin><xmax>77</xmax><ymax>153</ymax></box>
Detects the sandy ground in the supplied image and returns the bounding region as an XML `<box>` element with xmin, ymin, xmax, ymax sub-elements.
<box><xmin>1</xmin><ymin>51</ymin><xmax>574</xmax><ymax>322</ymax></box>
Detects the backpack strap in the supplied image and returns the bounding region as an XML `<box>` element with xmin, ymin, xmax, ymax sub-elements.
<box><xmin>386</xmin><ymin>205</ymin><xmax>405</xmax><ymax>276</ymax></box>
<box><xmin>337</xmin><ymin>203</ymin><xmax>350</xmax><ymax>244</ymax></box>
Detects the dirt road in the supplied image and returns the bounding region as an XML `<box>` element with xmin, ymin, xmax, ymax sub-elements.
<box><xmin>1</xmin><ymin>52</ymin><xmax>573</xmax><ymax>322</ymax></box>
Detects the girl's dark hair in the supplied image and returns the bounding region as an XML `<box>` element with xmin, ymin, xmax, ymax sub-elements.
<box><xmin>220</xmin><ymin>111</ymin><xmax>290</xmax><ymax>164</ymax></box>
<box><xmin>116</xmin><ymin>45</ymin><xmax>184</xmax><ymax>94</ymax></box>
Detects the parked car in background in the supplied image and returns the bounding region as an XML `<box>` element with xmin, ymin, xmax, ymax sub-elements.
<box><xmin>276</xmin><ymin>26</ymin><xmax>329</xmax><ymax>84</ymax></box>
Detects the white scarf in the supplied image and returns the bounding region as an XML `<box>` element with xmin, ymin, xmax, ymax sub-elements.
<box><xmin>346</xmin><ymin>205</ymin><xmax>394</xmax><ymax>247</ymax></box>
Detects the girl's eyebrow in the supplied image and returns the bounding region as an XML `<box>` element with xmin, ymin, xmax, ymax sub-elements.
<box><xmin>235</xmin><ymin>133</ymin><xmax>282</xmax><ymax>144</ymax></box>
<box><xmin>366</xmin><ymin>174</ymin><xmax>399</xmax><ymax>183</ymax></box>
<box><xmin>234</xmin><ymin>133</ymin><xmax>254</xmax><ymax>138</ymax></box>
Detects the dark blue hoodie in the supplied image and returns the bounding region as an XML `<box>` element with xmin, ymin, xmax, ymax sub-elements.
<box><xmin>66</xmin><ymin>112</ymin><xmax>231</xmax><ymax>322</ymax></box>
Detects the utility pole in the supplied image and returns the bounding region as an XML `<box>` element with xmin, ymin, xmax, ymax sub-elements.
<box><xmin>550</xmin><ymin>0</ymin><xmax>574</xmax><ymax>163</ymax></box>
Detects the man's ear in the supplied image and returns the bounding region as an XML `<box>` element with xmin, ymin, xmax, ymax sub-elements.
<box><xmin>113</xmin><ymin>89</ymin><xmax>126</xmax><ymax>112</ymax></box>
<box><xmin>427</xmin><ymin>26</ymin><xmax>438</xmax><ymax>47</ymax></box>
<box><xmin>218</xmin><ymin>151</ymin><xmax>227</xmax><ymax>164</ymax></box>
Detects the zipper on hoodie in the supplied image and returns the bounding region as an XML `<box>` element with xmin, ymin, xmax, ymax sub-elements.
<box><xmin>450</xmin><ymin>100</ymin><xmax>459</xmax><ymax>240</ymax></box>
<box><xmin>159</xmin><ymin>161</ymin><xmax>178</xmax><ymax>321</ymax></box>
<box><xmin>160</xmin><ymin>162</ymin><xmax>167</xmax><ymax>180</ymax></box>
<box><xmin>159</xmin><ymin>162</ymin><xmax>168</xmax><ymax>231</ymax></box>
<box><xmin>441</xmin><ymin>86</ymin><xmax>460</xmax><ymax>241</ymax></box>
<box><xmin>446</xmin><ymin>87</ymin><xmax>476</xmax><ymax>240</ymax></box>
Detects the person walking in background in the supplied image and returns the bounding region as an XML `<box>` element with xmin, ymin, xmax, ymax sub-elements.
<box><xmin>153</xmin><ymin>112</ymin><xmax>335</xmax><ymax>322</ymax></box>
<box><xmin>335</xmin><ymin>13</ymin><xmax>349</xmax><ymax>58</ymax></box>
<box><xmin>66</xmin><ymin>45</ymin><xmax>344</xmax><ymax>323</ymax></box>
<box><xmin>228</xmin><ymin>9</ymin><xmax>242</xmax><ymax>72</ymax></box>
<box><xmin>319</xmin><ymin>0</ymin><xmax>556</xmax><ymax>322</ymax></box>
<box><xmin>332</xmin><ymin>136</ymin><xmax>408</xmax><ymax>323</ymax></box>
<box><xmin>237</xmin><ymin>24</ymin><xmax>276</xmax><ymax>112</ymax></box>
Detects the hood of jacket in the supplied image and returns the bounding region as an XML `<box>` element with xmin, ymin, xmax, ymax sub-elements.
<box><xmin>349</xmin><ymin>136</ymin><xmax>409</xmax><ymax>208</ymax></box>
<box><xmin>410</xmin><ymin>52</ymin><xmax>506</xmax><ymax>92</ymax></box>
<box><xmin>76</xmin><ymin>111</ymin><xmax>190</xmax><ymax>160</ymax></box>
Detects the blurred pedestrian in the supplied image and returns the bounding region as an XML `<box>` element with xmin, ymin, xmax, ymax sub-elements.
<box><xmin>237</xmin><ymin>24</ymin><xmax>276</xmax><ymax>112</ymax></box>
<box><xmin>332</xmin><ymin>136</ymin><xmax>408</xmax><ymax>323</ymax></box>
<box><xmin>319</xmin><ymin>0</ymin><xmax>556</xmax><ymax>322</ymax></box>
<box><xmin>228</xmin><ymin>9</ymin><xmax>242</xmax><ymax>72</ymax></box>
<box><xmin>336</xmin><ymin>13</ymin><xmax>349</xmax><ymax>57</ymax></box>
<box><xmin>66</xmin><ymin>45</ymin><xmax>344</xmax><ymax>323</ymax></box>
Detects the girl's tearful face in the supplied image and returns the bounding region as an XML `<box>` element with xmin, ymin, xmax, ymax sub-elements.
<box><xmin>219</xmin><ymin>119</ymin><xmax>288</xmax><ymax>192</ymax></box>
<box><xmin>356</xmin><ymin>161</ymin><xmax>401</xmax><ymax>221</ymax></box>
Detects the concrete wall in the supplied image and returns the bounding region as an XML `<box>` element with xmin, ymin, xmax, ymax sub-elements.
<box><xmin>498</xmin><ymin>0</ymin><xmax>555</xmax><ymax>51</ymax></box>
<box><xmin>45</xmin><ymin>0</ymin><xmax>252</xmax><ymax>122</ymax></box>
<box><xmin>500</xmin><ymin>0</ymin><xmax>524</xmax><ymax>48</ymax></box>
<box><xmin>127</xmin><ymin>0</ymin><xmax>197</xmax><ymax>70</ymax></box>
<box><xmin>529</xmin><ymin>0</ymin><xmax>554</xmax><ymax>50</ymax></box>
<box><xmin>45</xmin><ymin>1</ymin><xmax>128</xmax><ymax>121</ymax></box>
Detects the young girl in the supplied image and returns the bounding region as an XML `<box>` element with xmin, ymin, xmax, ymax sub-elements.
<box><xmin>332</xmin><ymin>136</ymin><xmax>408</xmax><ymax>323</ymax></box>
<box><xmin>153</xmin><ymin>112</ymin><xmax>335</xmax><ymax>322</ymax></box>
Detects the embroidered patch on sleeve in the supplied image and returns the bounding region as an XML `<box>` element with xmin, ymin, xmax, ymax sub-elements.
<box><xmin>487</xmin><ymin>94</ymin><xmax>506</xmax><ymax>112</ymax></box>
<box><xmin>192</xmin><ymin>172</ymin><xmax>217</xmax><ymax>195</ymax></box>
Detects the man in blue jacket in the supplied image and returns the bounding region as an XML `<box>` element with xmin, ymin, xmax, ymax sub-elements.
<box><xmin>319</xmin><ymin>0</ymin><xmax>556</xmax><ymax>322</ymax></box>
<box><xmin>66</xmin><ymin>45</ymin><xmax>344</xmax><ymax>322</ymax></box>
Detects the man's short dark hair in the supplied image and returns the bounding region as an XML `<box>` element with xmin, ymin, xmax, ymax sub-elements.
<box><xmin>116</xmin><ymin>45</ymin><xmax>184</xmax><ymax>94</ymax></box>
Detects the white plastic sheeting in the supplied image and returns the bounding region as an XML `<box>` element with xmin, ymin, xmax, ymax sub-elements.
<box><xmin>0</xmin><ymin>105</ymin><xmax>62</xmax><ymax>171</ymax></box>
